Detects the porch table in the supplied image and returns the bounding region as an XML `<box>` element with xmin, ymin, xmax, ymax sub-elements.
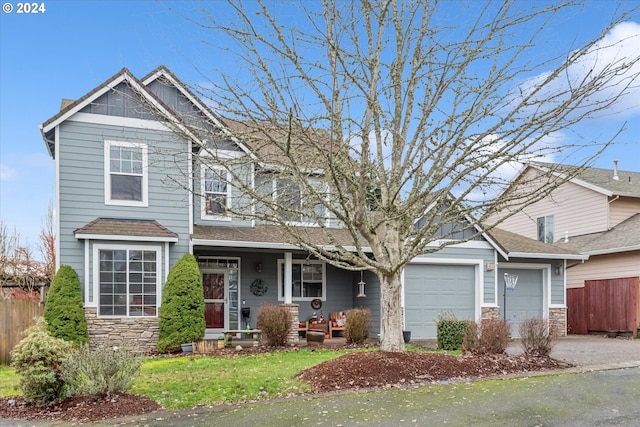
<box><xmin>222</xmin><ymin>329</ymin><xmax>262</xmax><ymax>347</ymax></box>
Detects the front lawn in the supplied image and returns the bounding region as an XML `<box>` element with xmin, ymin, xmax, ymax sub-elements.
<box><xmin>0</xmin><ymin>348</ymin><xmax>355</xmax><ymax>409</ymax></box>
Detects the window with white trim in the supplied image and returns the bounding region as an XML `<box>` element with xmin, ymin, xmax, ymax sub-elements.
<box><xmin>255</xmin><ymin>173</ymin><xmax>326</xmax><ymax>225</ymax></box>
<box><xmin>537</xmin><ymin>215</ymin><xmax>554</xmax><ymax>243</ymax></box>
<box><xmin>97</xmin><ymin>247</ymin><xmax>160</xmax><ymax>316</ymax></box>
<box><xmin>278</xmin><ymin>259</ymin><xmax>325</xmax><ymax>300</ymax></box>
<box><xmin>202</xmin><ymin>166</ymin><xmax>230</xmax><ymax>218</ymax></box>
<box><xmin>105</xmin><ymin>141</ymin><xmax>148</xmax><ymax>206</ymax></box>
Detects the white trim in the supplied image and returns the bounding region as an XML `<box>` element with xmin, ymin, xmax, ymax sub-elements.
<box><xmin>91</xmin><ymin>243</ymin><xmax>163</xmax><ymax>318</ymax></box>
<box><xmin>425</xmin><ymin>240</ymin><xmax>494</xmax><ymax>250</ymax></box>
<box><xmin>581</xmin><ymin>245</ymin><xmax>640</xmax><ymax>256</ymax></box>
<box><xmin>104</xmin><ymin>140</ymin><xmax>149</xmax><ymax>207</ymax></box>
<box><xmin>54</xmin><ymin>126</ymin><xmax>61</xmax><ymax>271</ymax></box>
<box><xmin>67</xmin><ymin>112</ymin><xmax>172</xmax><ymax>131</ymax></box>
<box><xmin>200</xmin><ymin>164</ymin><xmax>232</xmax><ymax>221</ymax></box>
<box><xmin>405</xmin><ymin>258</ymin><xmax>484</xmax><ymax>323</ymax></box>
<box><xmin>84</xmin><ymin>240</ymin><xmax>91</xmax><ymax>306</ymax></box>
<box><xmin>277</xmin><ymin>258</ymin><xmax>327</xmax><ymax>302</ymax></box>
<box><xmin>507</xmin><ymin>252</ymin><xmax>588</xmax><ymax>260</ymax></box>
<box><xmin>75</xmin><ymin>233</ymin><xmax>178</xmax><ymax>243</ymax></box>
<box><xmin>188</xmin><ymin>142</ymin><xmax>194</xmax><ymax>238</ymax></box>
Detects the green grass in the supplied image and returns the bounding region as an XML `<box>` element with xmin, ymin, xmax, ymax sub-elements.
<box><xmin>0</xmin><ymin>365</ymin><xmax>20</xmax><ymax>397</ymax></box>
<box><xmin>132</xmin><ymin>348</ymin><xmax>353</xmax><ymax>408</ymax></box>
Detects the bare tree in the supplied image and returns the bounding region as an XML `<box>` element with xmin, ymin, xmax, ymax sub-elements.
<box><xmin>0</xmin><ymin>222</ymin><xmax>45</xmax><ymax>294</ymax></box>
<box><xmin>39</xmin><ymin>201</ymin><xmax>56</xmax><ymax>284</ymax></box>
<box><xmin>172</xmin><ymin>0</ymin><xmax>639</xmax><ymax>351</ymax></box>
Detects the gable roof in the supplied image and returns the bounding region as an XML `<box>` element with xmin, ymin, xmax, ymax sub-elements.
<box><xmin>39</xmin><ymin>67</ymin><xmax>202</xmax><ymax>158</ymax></box>
<box><xmin>485</xmin><ymin>227</ymin><xmax>588</xmax><ymax>261</ymax></box>
<box><xmin>529</xmin><ymin>161</ymin><xmax>640</xmax><ymax>198</ymax></box>
<box><xmin>553</xmin><ymin>213</ymin><xmax>640</xmax><ymax>255</ymax></box>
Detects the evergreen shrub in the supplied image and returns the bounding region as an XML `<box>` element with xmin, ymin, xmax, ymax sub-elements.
<box><xmin>157</xmin><ymin>254</ymin><xmax>205</xmax><ymax>353</ymax></box>
<box><xmin>43</xmin><ymin>265</ymin><xmax>88</xmax><ymax>344</ymax></box>
<box><xmin>10</xmin><ymin>317</ymin><xmax>73</xmax><ymax>406</ymax></box>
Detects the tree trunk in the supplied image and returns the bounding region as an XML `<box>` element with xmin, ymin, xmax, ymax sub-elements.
<box><xmin>379</xmin><ymin>272</ymin><xmax>405</xmax><ymax>352</ymax></box>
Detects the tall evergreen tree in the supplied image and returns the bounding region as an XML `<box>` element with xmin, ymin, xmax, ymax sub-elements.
<box><xmin>157</xmin><ymin>253</ymin><xmax>205</xmax><ymax>353</ymax></box>
<box><xmin>43</xmin><ymin>265</ymin><xmax>88</xmax><ymax>344</ymax></box>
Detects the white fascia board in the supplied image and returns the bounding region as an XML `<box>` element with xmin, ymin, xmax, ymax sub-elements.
<box><xmin>41</xmin><ymin>73</ymin><xmax>129</xmax><ymax>133</ymax></box>
<box><xmin>192</xmin><ymin>239</ymin><xmax>300</xmax><ymax>250</ymax></box>
<box><xmin>142</xmin><ymin>69</ymin><xmax>258</xmax><ymax>160</ymax></box>
<box><xmin>67</xmin><ymin>113</ymin><xmax>173</xmax><ymax>131</ymax></box>
<box><xmin>408</xmin><ymin>257</ymin><xmax>484</xmax><ymax>266</ymax></box>
<box><xmin>507</xmin><ymin>252</ymin><xmax>589</xmax><ymax>261</ymax></box>
<box><xmin>425</xmin><ymin>239</ymin><xmax>494</xmax><ymax>250</ymax></box>
<box><xmin>75</xmin><ymin>233</ymin><xmax>178</xmax><ymax>243</ymax></box>
<box><xmin>582</xmin><ymin>245</ymin><xmax>640</xmax><ymax>256</ymax></box>
<box><xmin>530</xmin><ymin>164</ymin><xmax>613</xmax><ymax>197</ymax></box>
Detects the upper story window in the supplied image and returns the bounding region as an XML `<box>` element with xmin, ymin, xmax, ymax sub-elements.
<box><xmin>278</xmin><ymin>259</ymin><xmax>326</xmax><ymax>301</ymax></box>
<box><xmin>537</xmin><ymin>215</ymin><xmax>554</xmax><ymax>243</ymax></box>
<box><xmin>202</xmin><ymin>166</ymin><xmax>231</xmax><ymax>219</ymax></box>
<box><xmin>104</xmin><ymin>140</ymin><xmax>148</xmax><ymax>207</ymax></box>
<box><xmin>257</xmin><ymin>175</ymin><xmax>325</xmax><ymax>225</ymax></box>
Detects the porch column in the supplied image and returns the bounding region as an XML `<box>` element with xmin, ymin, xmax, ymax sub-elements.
<box><xmin>284</xmin><ymin>252</ymin><xmax>293</xmax><ymax>304</ymax></box>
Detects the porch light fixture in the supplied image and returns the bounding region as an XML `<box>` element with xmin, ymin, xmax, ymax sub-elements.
<box><xmin>357</xmin><ymin>271</ymin><xmax>366</xmax><ymax>298</ymax></box>
<box><xmin>256</xmin><ymin>263</ymin><xmax>263</xmax><ymax>273</ymax></box>
<box><xmin>555</xmin><ymin>264</ymin><xmax>563</xmax><ymax>275</ymax></box>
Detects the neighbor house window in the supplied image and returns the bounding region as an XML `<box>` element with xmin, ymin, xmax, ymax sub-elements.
<box><xmin>104</xmin><ymin>140</ymin><xmax>148</xmax><ymax>206</ymax></box>
<box><xmin>96</xmin><ymin>247</ymin><xmax>159</xmax><ymax>317</ymax></box>
<box><xmin>202</xmin><ymin>166</ymin><xmax>230</xmax><ymax>218</ymax></box>
<box><xmin>537</xmin><ymin>215</ymin><xmax>554</xmax><ymax>243</ymax></box>
<box><xmin>278</xmin><ymin>259</ymin><xmax>326</xmax><ymax>300</ymax></box>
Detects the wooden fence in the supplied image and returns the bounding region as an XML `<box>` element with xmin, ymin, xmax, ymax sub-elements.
<box><xmin>567</xmin><ymin>277</ymin><xmax>640</xmax><ymax>338</ymax></box>
<box><xmin>0</xmin><ymin>299</ymin><xmax>43</xmax><ymax>365</ymax></box>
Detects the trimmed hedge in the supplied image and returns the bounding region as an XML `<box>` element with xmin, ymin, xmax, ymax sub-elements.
<box><xmin>436</xmin><ymin>314</ymin><xmax>474</xmax><ymax>351</ymax></box>
<box><xmin>43</xmin><ymin>265</ymin><xmax>89</xmax><ymax>345</ymax></box>
<box><xmin>157</xmin><ymin>254</ymin><xmax>205</xmax><ymax>353</ymax></box>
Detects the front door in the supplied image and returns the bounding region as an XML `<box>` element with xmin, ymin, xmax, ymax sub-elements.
<box><xmin>203</xmin><ymin>271</ymin><xmax>227</xmax><ymax>330</ymax></box>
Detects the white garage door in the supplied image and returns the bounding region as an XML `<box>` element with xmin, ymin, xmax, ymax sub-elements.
<box><xmin>404</xmin><ymin>264</ymin><xmax>476</xmax><ymax>339</ymax></box>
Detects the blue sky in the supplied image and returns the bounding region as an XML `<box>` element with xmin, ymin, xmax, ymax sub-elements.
<box><xmin>1</xmin><ymin>1</ymin><xmax>639</xmax><ymax>254</ymax></box>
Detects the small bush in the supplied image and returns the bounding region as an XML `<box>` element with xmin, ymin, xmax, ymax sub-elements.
<box><xmin>44</xmin><ymin>265</ymin><xmax>89</xmax><ymax>345</ymax></box>
<box><xmin>61</xmin><ymin>345</ymin><xmax>143</xmax><ymax>397</ymax></box>
<box><xmin>519</xmin><ymin>317</ymin><xmax>557</xmax><ymax>356</ymax></box>
<box><xmin>462</xmin><ymin>321</ymin><xmax>479</xmax><ymax>353</ymax></box>
<box><xmin>436</xmin><ymin>313</ymin><xmax>473</xmax><ymax>351</ymax></box>
<box><xmin>256</xmin><ymin>305</ymin><xmax>292</xmax><ymax>347</ymax></box>
<box><xmin>157</xmin><ymin>254</ymin><xmax>205</xmax><ymax>353</ymax></box>
<box><xmin>477</xmin><ymin>319</ymin><xmax>511</xmax><ymax>354</ymax></box>
<box><xmin>10</xmin><ymin>317</ymin><xmax>73</xmax><ymax>406</ymax></box>
<box><xmin>344</xmin><ymin>308</ymin><xmax>370</xmax><ymax>344</ymax></box>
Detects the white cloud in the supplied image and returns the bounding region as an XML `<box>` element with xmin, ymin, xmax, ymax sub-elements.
<box><xmin>0</xmin><ymin>164</ymin><xmax>17</xmax><ymax>181</ymax></box>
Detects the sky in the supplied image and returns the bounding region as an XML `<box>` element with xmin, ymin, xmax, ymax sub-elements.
<box><xmin>0</xmin><ymin>0</ymin><xmax>639</xmax><ymax>255</ymax></box>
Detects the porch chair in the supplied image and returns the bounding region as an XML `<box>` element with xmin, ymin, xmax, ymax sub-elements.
<box><xmin>329</xmin><ymin>311</ymin><xmax>347</xmax><ymax>338</ymax></box>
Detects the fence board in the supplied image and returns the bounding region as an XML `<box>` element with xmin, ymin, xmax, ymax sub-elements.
<box><xmin>0</xmin><ymin>299</ymin><xmax>43</xmax><ymax>365</ymax></box>
<box><xmin>585</xmin><ymin>277</ymin><xmax>639</xmax><ymax>338</ymax></box>
<box><xmin>567</xmin><ymin>287</ymin><xmax>587</xmax><ymax>334</ymax></box>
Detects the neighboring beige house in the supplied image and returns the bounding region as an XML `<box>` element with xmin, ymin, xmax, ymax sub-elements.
<box><xmin>490</xmin><ymin>161</ymin><xmax>640</xmax><ymax>335</ymax></box>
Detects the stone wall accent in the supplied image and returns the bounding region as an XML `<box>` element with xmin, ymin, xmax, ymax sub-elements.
<box><xmin>84</xmin><ymin>308</ymin><xmax>159</xmax><ymax>352</ymax></box>
<box><xmin>481</xmin><ymin>306</ymin><xmax>499</xmax><ymax>321</ymax></box>
<box><xmin>280</xmin><ymin>303</ymin><xmax>300</xmax><ymax>343</ymax></box>
<box><xmin>549</xmin><ymin>307</ymin><xmax>567</xmax><ymax>337</ymax></box>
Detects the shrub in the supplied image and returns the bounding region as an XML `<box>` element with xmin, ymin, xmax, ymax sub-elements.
<box><xmin>256</xmin><ymin>305</ymin><xmax>292</xmax><ymax>347</ymax></box>
<box><xmin>344</xmin><ymin>308</ymin><xmax>370</xmax><ymax>344</ymax></box>
<box><xmin>10</xmin><ymin>317</ymin><xmax>73</xmax><ymax>406</ymax></box>
<box><xmin>476</xmin><ymin>319</ymin><xmax>511</xmax><ymax>354</ymax></box>
<box><xmin>462</xmin><ymin>320</ymin><xmax>479</xmax><ymax>353</ymax></box>
<box><xmin>436</xmin><ymin>313</ymin><xmax>472</xmax><ymax>351</ymax></box>
<box><xmin>157</xmin><ymin>254</ymin><xmax>205</xmax><ymax>353</ymax></box>
<box><xmin>61</xmin><ymin>345</ymin><xmax>142</xmax><ymax>397</ymax></box>
<box><xmin>519</xmin><ymin>317</ymin><xmax>557</xmax><ymax>356</ymax></box>
<box><xmin>43</xmin><ymin>265</ymin><xmax>88</xmax><ymax>345</ymax></box>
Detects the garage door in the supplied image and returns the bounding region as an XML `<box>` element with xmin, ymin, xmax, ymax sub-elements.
<box><xmin>499</xmin><ymin>268</ymin><xmax>544</xmax><ymax>337</ymax></box>
<box><xmin>404</xmin><ymin>264</ymin><xmax>476</xmax><ymax>339</ymax></box>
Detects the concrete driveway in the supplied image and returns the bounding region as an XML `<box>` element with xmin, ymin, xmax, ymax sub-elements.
<box><xmin>509</xmin><ymin>334</ymin><xmax>640</xmax><ymax>368</ymax></box>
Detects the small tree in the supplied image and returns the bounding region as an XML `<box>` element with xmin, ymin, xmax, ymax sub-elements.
<box><xmin>157</xmin><ymin>253</ymin><xmax>205</xmax><ymax>353</ymax></box>
<box><xmin>44</xmin><ymin>265</ymin><xmax>88</xmax><ymax>345</ymax></box>
<box><xmin>256</xmin><ymin>305</ymin><xmax>291</xmax><ymax>347</ymax></box>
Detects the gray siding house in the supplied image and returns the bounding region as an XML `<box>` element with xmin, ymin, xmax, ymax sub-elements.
<box><xmin>40</xmin><ymin>66</ymin><xmax>585</xmax><ymax>350</ymax></box>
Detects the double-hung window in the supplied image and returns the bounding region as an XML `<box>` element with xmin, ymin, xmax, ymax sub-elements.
<box><xmin>105</xmin><ymin>140</ymin><xmax>148</xmax><ymax>206</ymax></box>
<box><xmin>278</xmin><ymin>259</ymin><xmax>325</xmax><ymax>301</ymax></box>
<box><xmin>202</xmin><ymin>166</ymin><xmax>230</xmax><ymax>218</ymax></box>
<box><xmin>273</xmin><ymin>177</ymin><xmax>326</xmax><ymax>225</ymax></box>
<box><xmin>97</xmin><ymin>246</ymin><xmax>160</xmax><ymax>317</ymax></box>
<box><xmin>537</xmin><ymin>215</ymin><xmax>554</xmax><ymax>243</ymax></box>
